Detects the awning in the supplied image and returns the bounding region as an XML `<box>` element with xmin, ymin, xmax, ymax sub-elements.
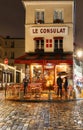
<box><xmin>14</xmin><ymin>52</ymin><xmax>73</xmax><ymax>65</ymax></box>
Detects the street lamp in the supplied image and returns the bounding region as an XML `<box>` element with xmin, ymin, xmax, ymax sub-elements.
<box><xmin>76</xmin><ymin>49</ymin><xmax>83</xmax><ymax>59</ymax></box>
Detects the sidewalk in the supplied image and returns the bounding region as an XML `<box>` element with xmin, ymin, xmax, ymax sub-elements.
<box><xmin>1</xmin><ymin>89</ymin><xmax>83</xmax><ymax>103</ymax></box>
<box><xmin>4</xmin><ymin>90</ymin><xmax>83</xmax><ymax>103</ymax></box>
<box><xmin>0</xmin><ymin>90</ymin><xmax>5</xmax><ymax>100</ymax></box>
<box><xmin>0</xmin><ymin>90</ymin><xmax>83</xmax><ymax>130</ymax></box>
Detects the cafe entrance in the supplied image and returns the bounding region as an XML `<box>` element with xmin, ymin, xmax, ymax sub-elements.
<box><xmin>29</xmin><ymin>63</ymin><xmax>71</xmax><ymax>91</ymax></box>
<box><xmin>30</xmin><ymin>63</ymin><xmax>55</xmax><ymax>91</ymax></box>
<box><xmin>6</xmin><ymin>61</ymin><xmax>73</xmax><ymax>101</ymax></box>
<box><xmin>14</xmin><ymin>52</ymin><xmax>73</xmax><ymax>101</ymax></box>
<box><xmin>43</xmin><ymin>63</ymin><xmax>55</xmax><ymax>90</ymax></box>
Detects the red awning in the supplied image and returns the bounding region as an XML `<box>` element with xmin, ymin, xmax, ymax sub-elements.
<box><xmin>15</xmin><ymin>59</ymin><xmax>73</xmax><ymax>65</ymax></box>
<box><xmin>14</xmin><ymin>52</ymin><xmax>73</xmax><ymax>65</ymax></box>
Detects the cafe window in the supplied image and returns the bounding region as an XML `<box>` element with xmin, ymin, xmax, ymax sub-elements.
<box><xmin>54</xmin><ymin>37</ymin><xmax>63</xmax><ymax>52</ymax></box>
<box><xmin>35</xmin><ymin>9</ymin><xmax>44</xmax><ymax>24</ymax></box>
<box><xmin>31</xmin><ymin>64</ymin><xmax>42</xmax><ymax>82</ymax></box>
<box><xmin>11</xmin><ymin>41</ymin><xmax>14</xmax><ymax>48</ymax></box>
<box><xmin>53</xmin><ymin>9</ymin><xmax>64</xmax><ymax>23</ymax></box>
<box><xmin>34</xmin><ymin>38</ymin><xmax>44</xmax><ymax>52</ymax></box>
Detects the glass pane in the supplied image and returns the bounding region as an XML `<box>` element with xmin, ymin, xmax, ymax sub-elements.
<box><xmin>31</xmin><ymin>65</ymin><xmax>43</xmax><ymax>82</ymax></box>
<box><xmin>54</xmin><ymin>11</ymin><xmax>58</xmax><ymax>20</ymax></box>
<box><xmin>35</xmin><ymin>11</ymin><xmax>44</xmax><ymax>23</ymax></box>
<box><xmin>54</xmin><ymin>10</ymin><xmax>63</xmax><ymax>23</ymax></box>
<box><xmin>41</xmin><ymin>11</ymin><xmax>44</xmax><ymax>21</ymax></box>
<box><xmin>54</xmin><ymin>39</ymin><xmax>58</xmax><ymax>49</ymax></box>
<box><xmin>59</xmin><ymin>39</ymin><xmax>63</xmax><ymax>49</ymax></box>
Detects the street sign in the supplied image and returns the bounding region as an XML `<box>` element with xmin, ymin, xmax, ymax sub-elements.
<box><xmin>4</xmin><ymin>58</ymin><xmax>8</xmax><ymax>64</ymax></box>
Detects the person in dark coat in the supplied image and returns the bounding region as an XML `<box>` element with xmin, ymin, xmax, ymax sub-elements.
<box><xmin>63</xmin><ymin>76</ymin><xmax>68</xmax><ymax>98</ymax></box>
<box><xmin>23</xmin><ymin>77</ymin><xmax>28</xmax><ymax>95</ymax></box>
<box><xmin>57</xmin><ymin>75</ymin><xmax>63</xmax><ymax>98</ymax></box>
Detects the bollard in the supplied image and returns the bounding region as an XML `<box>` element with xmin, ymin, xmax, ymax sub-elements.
<box><xmin>80</xmin><ymin>89</ymin><xmax>83</xmax><ymax>98</ymax></box>
<box><xmin>19</xmin><ymin>90</ymin><xmax>24</xmax><ymax>99</ymax></box>
<box><xmin>72</xmin><ymin>89</ymin><xmax>76</xmax><ymax>99</ymax></box>
<box><xmin>48</xmin><ymin>91</ymin><xmax>52</xmax><ymax>100</ymax></box>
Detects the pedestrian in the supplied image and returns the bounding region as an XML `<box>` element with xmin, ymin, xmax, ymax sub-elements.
<box><xmin>23</xmin><ymin>77</ymin><xmax>28</xmax><ymax>95</ymax></box>
<box><xmin>57</xmin><ymin>75</ymin><xmax>63</xmax><ymax>98</ymax></box>
<box><xmin>63</xmin><ymin>76</ymin><xmax>68</xmax><ymax>98</ymax></box>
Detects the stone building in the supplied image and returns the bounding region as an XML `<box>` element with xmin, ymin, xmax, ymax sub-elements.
<box><xmin>0</xmin><ymin>36</ymin><xmax>25</xmax><ymax>84</ymax></box>
<box><xmin>15</xmin><ymin>0</ymin><xmax>74</xmax><ymax>89</ymax></box>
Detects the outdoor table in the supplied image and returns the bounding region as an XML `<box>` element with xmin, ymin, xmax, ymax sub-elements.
<box><xmin>28</xmin><ymin>83</ymin><xmax>42</xmax><ymax>98</ymax></box>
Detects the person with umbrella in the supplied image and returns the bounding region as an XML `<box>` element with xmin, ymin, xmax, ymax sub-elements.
<box><xmin>57</xmin><ymin>74</ymin><xmax>63</xmax><ymax>98</ymax></box>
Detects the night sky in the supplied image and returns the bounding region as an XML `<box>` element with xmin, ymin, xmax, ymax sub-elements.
<box><xmin>0</xmin><ymin>0</ymin><xmax>83</xmax><ymax>47</ymax></box>
<box><xmin>0</xmin><ymin>0</ymin><xmax>25</xmax><ymax>38</ymax></box>
<box><xmin>75</xmin><ymin>0</ymin><xmax>83</xmax><ymax>47</ymax></box>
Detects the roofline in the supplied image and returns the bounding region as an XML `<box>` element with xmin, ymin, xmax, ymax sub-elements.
<box><xmin>22</xmin><ymin>0</ymin><xmax>74</xmax><ymax>7</ymax></box>
<box><xmin>22</xmin><ymin>0</ymin><xmax>73</xmax><ymax>1</ymax></box>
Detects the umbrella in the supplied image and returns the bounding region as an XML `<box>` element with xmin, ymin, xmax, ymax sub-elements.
<box><xmin>58</xmin><ymin>71</ymin><xmax>68</xmax><ymax>76</ymax></box>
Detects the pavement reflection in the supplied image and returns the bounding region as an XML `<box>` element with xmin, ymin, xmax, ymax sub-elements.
<box><xmin>0</xmin><ymin>90</ymin><xmax>83</xmax><ymax>130</ymax></box>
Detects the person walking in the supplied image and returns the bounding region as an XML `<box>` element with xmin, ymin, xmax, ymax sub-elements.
<box><xmin>63</xmin><ymin>76</ymin><xmax>68</xmax><ymax>98</ymax></box>
<box><xmin>23</xmin><ymin>77</ymin><xmax>28</xmax><ymax>95</ymax></box>
<box><xmin>57</xmin><ymin>75</ymin><xmax>63</xmax><ymax>98</ymax></box>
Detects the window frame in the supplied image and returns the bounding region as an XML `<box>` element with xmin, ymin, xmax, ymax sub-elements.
<box><xmin>54</xmin><ymin>37</ymin><xmax>63</xmax><ymax>52</ymax></box>
<box><xmin>53</xmin><ymin>9</ymin><xmax>64</xmax><ymax>23</ymax></box>
<box><xmin>11</xmin><ymin>52</ymin><xmax>14</xmax><ymax>59</ymax></box>
<box><xmin>11</xmin><ymin>41</ymin><xmax>15</xmax><ymax>48</ymax></box>
<box><xmin>35</xmin><ymin>9</ymin><xmax>45</xmax><ymax>24</ymax></box>
<box><xmin>34</xmin><ymin>38</ymin><xmax>44</xmax><ymax>52</ymax></box>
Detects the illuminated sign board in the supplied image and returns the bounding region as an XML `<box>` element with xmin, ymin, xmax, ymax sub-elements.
<box><xmin>30</xmin><ymin>27</ymin><xmax>68</xmax><ymax>36</ymax></box>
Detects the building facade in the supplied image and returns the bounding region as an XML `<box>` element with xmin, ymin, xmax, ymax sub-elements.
<box><xmin>0</xmin><ymin>36</ymin><xmax>25</xmax><ymax>84</ymax></box>
<box><xmin>15</xmin><ymin>0</ymin><xmax>74</xmax><ymax>90</ymax></box>
<box><xmin>4</xmin><ymin>36</ymin><xmax>25</xmax><ymax>69</ymax></box>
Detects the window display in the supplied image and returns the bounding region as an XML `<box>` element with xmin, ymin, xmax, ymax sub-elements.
<box><xmin>31</xmin><ymin>64</ymin><xmax>42</xmax><ymax>82</ymax></box>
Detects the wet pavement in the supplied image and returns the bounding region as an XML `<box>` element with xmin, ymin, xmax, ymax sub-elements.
<box><xmin>0</xmin><ymin>90</ymin><xmax>83</xmax><ymax>130</ymax></box>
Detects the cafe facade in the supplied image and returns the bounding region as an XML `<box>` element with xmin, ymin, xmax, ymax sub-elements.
<box><xmin>15</xmin><ymin>0</ymin><xmax>74</xmax><ymax>91</ymax></box>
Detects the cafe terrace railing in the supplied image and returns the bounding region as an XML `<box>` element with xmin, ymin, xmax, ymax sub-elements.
<box><xmin>5</xmin><ymin>83</ymin><xmax>83</xmax><ymax>101</ymax></box>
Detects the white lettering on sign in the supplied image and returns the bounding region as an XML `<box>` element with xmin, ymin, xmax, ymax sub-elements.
<box><xmin>30</xmin><ymin>27</ymin><xmax>68</xmax><ymax>35</ymax></box>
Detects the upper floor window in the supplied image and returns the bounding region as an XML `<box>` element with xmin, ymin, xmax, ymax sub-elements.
<box><xmin>34</xmin><ymin>37</ymin><xmax>44</xmax><ymax>52</ymax></box>
<box><xmin>53</xmin><ymin>9</ymin><xmax>64</xmax><ymax>23</ymax></box>
<box><xmin>11</xmin><ymin>52</ymin><xmax>14</xmax><ymax>59</ymax></box>
<box><xmin>11</xmin><ymin>41</ymin><xmax>14</xmax><ymax>48</ymax></box>
<box><xmin>0</xmin><ymin>50</ymin><xmax>2</xmax><ymax>58</ymax></box>
<box><xmin>35</xmin><ymin>10</ymin><xmax>44</xmax><ymax>24</ymax></box>
<box><xmin>54</xmin><ymin>37</ymin><xmax>63</xmax><ymax>52</ymax></box>
<box><xmin>4</xmin><ymin>51</ymin><xmax>7</xmax><ymax>57</ymax></box>
<box><xmin>5</xmin><ymin>41</ymin><xmax>7</xmax><ymax>46</ymax></box>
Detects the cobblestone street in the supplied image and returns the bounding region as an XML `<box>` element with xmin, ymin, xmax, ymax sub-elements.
<box><xmin>0</xmin><ymin>91</ymin><xmax>83</xmax><ymax>130</ymax></box>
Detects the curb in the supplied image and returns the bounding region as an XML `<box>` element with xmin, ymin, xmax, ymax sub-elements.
<box><xmin>5</xmin><ymin>98</ymin><xmax>83</xmax><ymax>103</ymax></box>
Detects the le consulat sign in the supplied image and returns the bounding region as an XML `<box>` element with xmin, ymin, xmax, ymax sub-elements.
<box><xmin>30</xmin><ymin>26</ymin><xmax>68</xmax><ymax>36</ymax></box>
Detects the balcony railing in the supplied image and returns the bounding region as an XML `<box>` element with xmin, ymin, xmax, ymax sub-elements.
<box><xmin>53</xmin><ymin>19</ymin><xmax>64</xmax><ymax>23</ymax></box>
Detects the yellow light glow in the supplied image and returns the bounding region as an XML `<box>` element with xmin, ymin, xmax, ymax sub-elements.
<box><xmin>76</xmin><ymin>50</ymin><xmax>83</xmax><ymax>58</ymax></box>
<box><xmin>76</xmin><ymin>49</ymin><xmax>83</xmax><ymax>58</ymax></box>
